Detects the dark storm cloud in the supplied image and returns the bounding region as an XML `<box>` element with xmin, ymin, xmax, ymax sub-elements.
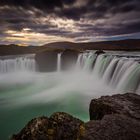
<box><xmin>0</xmin><ymin>0</ymin><xmax>139</xmax><ymax>19</ymax></box>
<box><xmin>0</xmin><ymin>0</ymin><xmax>63</xmax><ymax>8</ymax></box>
<box><xmin>0</xmin><ymin>0</ymin><xmax>140</xmax><ymax>45</ymax></box>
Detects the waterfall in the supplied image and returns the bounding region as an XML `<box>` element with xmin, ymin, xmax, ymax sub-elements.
<box><xmin>78</xmin><ymin>51</ymin><xmax>140</xmax><ymax>93</ymax></box>
<box><xmin>83</xmin><ymin>52</ymin><xmax>97</xmax><ymax>71</ymax></box>
<box><xmin>57</xmin><ymin>53</ymin><xmax>62</xmax><ymax>72</ymax></box>
<box><xmin>0</xmin><ymin>54</ymin><xmax>36</xmax><ymax>73</ymax></box>
<box><xmin>1</xmin><ymin>52</ymin><xmax>140</xmax><ymax>92</ymax></box>
<box><xmin>76</xmin><ymin>53</ymin><xmax>83</xmax><ymax>69</ymax></box>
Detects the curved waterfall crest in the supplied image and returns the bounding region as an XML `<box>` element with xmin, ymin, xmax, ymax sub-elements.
<box><xmin>0</xmin><ymin>51</ymin><xmax>140</xmax><ymax>93</ymax></box>
<box><xmin>76</xmin><ymin>51</ymin><xmax>140</xmax><ymax>93</ymax></box>
<box><xmin>0</xmin><ymin>54</ymin><xmax>36</xmax><ymax>73</ymax></box>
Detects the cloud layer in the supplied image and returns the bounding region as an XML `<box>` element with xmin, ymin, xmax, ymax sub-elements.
<box><xmin>0</xmin><ymin>0</ymin><xmax>140</xmax><ymax>45</ymax></box>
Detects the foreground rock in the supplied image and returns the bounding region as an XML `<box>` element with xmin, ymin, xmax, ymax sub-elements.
<box><xmin>11</xmin><ymin>112</ymin><xmax>84</xmax><ymax>140</ymax></box>
<box><xmin>90</xmin><ymin>93</ymin><xmax>140</xmax><ymax>120</ymax></box>
<box><xmin>11</xmin><ymin>93</ymin><xmax>140</xmax><ymax>140</ymax></box>
<box><xmin>85</xmin><ymin>114</ymin><xmax>140</xmax><ymax>140</ymax></box>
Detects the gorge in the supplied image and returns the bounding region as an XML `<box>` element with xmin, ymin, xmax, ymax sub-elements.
<box><xmin>0</xmin><ymin>50</ymin><xmax>140</xmax><ymax>140</ymax></box>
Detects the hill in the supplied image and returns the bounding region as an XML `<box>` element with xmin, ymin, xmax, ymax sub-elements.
<box><xmin>0</xmin><ymin>39</ymin><xmax>140</xmax><ymax>55</ymax></box>
<box><xmin>41</xmin><ymin>39</ymin><xmax>140</xmax><ymax>51</ymax></box>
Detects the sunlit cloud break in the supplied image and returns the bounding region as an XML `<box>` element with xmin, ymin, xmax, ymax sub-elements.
<box><xmin>0</xmin><ymin>0</ymin><xmax>140</xmax><ymax>45</ymax></box>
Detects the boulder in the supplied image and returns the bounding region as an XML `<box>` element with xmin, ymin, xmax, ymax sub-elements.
<box><xmin>84</xmin><ymin>114</ymin><xmax>140</xmax><ymax>140</ymax></box>
<box><xmin>11</xmin><ymin>112</ymin><xmax>85</xmax><ymax>140</ymax></box>
<box><xmin>95</xmin><ymin>50</ymin><xmax>105</xmax><ymax>55</ymax></box>
<box><xmin>89</xmin><ymin>93</ymin><xmax>140</xmax><ymax>120</ymax></box>
<box><xmin>12</xmin><ymin>116</ymin><xmax>49</xmax><ymax>140</ymax></box>
<box><xmin>35</xmin><ymin>51</ymin><xmax>58</xmax><ymax>72</ymax></box>
<box><xmin>61</xmin><ymin>49</ymin><xmax>79</xmax><ymax>70</ymax></box>
<box><xmin>48</xmin><ymin>112</ymin><xmax>85</xmax><ymax>140</ymax></box>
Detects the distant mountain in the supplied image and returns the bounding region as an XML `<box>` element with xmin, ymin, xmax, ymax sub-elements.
<box><xmin>41</xmin><ymin>39</ymin><xmax>140</xmax><ymax>51</ymax></box>
<box><xmin>0</xmin><ymin>44</ymin><xmax>34</xmax><ymax>56</ymax></box>
<box><xmin>0</xmin><ymin>39</ymin><xmax>140</xmax><ymax>56</ymax></box>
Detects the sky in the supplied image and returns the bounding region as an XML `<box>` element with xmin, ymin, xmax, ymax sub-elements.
<box><xmin>0</xmin><ymin>0</ymin><xmax>140</xmax><ymax>46</ymax></box>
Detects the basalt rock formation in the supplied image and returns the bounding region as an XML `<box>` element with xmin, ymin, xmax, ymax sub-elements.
<box><xmin>61</xmin><ymin>49</ymin><xmax>79</xmax><ymax>70</ymax></box>
<box><xmin>11</xmin><ymin>112</ymin><xmax>85</xmax><ymax>140</ymax></box>
<box><xmin>11</xmin><ymin>93</ymin><xmax>140</xmax><ymax>140</ymax></box>
<box><xmin>35</xmin><ymin>49</ymin><xmax>79</xmax><ymax>72</ymax></box>
<box><xmin>84</xmin><ymin>114</ymin><xmax>140</xmax><ymax>140</ymax></box>
<box><xmin>89</xmin><ymin>93</ymin><xmax>140</xmax><ymax>120</ymax></box>
<box><xmin>95</xmin><ymin>50</ymin><xmax>105</xmax><ymax>55</ymax></box>
<box><xmin>35</xmin><ymin>51</ymin><xmax>58</xmax><ymax>72</ymax></box>
<box><xmin>85</xmin><ymin>93</ymin><xmax>140</xmax><ymax>140</ymax></box>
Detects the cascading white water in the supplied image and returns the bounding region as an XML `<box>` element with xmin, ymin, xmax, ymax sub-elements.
<box><xmin>57</xmin><ymin>53</ymin><xmax>62</xmax><ymax>72</ymax></box>
<box><xmin>76</xmin><ymin>51</ymin><xmax>140</xmax><ymax>93</ymax></box>
<box><xmin>0</xmin><ymin>54</ymin><xmax>36</xmax><ymax>73</ymax></box>
<box><xmin>82</xmin><ymin>52</ymin><xmax>97</xmax><ymax>71</ymax></box>
<box><xmin>1</xmin><ymin>52</ymin><xmax>140</xmax><ymax>93</ymax></box>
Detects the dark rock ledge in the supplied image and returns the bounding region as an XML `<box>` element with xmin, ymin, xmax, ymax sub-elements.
<box><xmin>12</xmin><ymin>112</ymin><xmax>85</xmax><ymax>140</ymax></box>
<box><xmin>89</xmin><ymin>93</ymin><xmax>140</xmax><ymax>120</ymax></box>
<box><xmin>11</xmin><ymin>93</ymin><xmax>140</xmax><ymax>140</ymax></box>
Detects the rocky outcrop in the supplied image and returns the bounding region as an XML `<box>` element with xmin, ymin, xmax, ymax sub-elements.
<box><xmin>11</xmin><ymin>93</ymin><xmax>140</xmax><ymax>140</ymax></box>
<box><xmin>89</xmin><ymin>93</ymin><xmax>140</xmax><ymax>120</ymax></box>
<box><xmin>11</xmin><ymin>112</ymin><xmax>85</xmax><ymax>140</ymax></box>
<box><xmin>84</xmin><ymin>114</ymin><xmax>140</xmax><ymax>140</ymax></box>
<box><xmin>35</xmin><ymin>51</ymin><xmax>58</xmax><ymax>72</ymax></box>
<box><xmin>12</xmin><ymin>116</ymin><xmax>49</xmax><ymax>140</ymax></box>
<box><xmin>35</xmin><ymin>49</ymin><xmax>79</xmax><ymax>72</ymax></box>
<box><xmin>61</xmin><ymin>49</ymin><xmax>79</xmax><ymax>70</ymax></box>
<box><xmin>95</xmin><ymin>50</ymin><xmax>105</xmax><ymax>55</ymax></box>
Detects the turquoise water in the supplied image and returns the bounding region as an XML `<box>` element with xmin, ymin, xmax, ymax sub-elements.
<box><xmin>0</xmin><ymin>94</ymin><xmax>88</xmax><ymax>140</ymax></box>
<box><xmin>0</xmin><ymin>71</ymin><xmax>108</xmax><ymax>140</ymax></box>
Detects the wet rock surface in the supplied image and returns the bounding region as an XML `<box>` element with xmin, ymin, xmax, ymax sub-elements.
<box><xmin>84</xmin><ymin>114</ymin><xmax>140</xmax><ymax>140</ymax></box>
<box><xmin>12</xmin><ymin>117</ymin><xmax>49</xmax><ymax>140</ymax></box>
<box><xmin>61</xmin><ymin>49</ymin><xmax>79</xmax><ymax>70</ymax></box>
<box><xmin>11</xmin><ymin>93</ymin><xmax>140</xmax><ymax>140</ymax></box>
<box><xmin>35</xmin><ymin>51</ymin><xmax>58</xmax><ymax>72</ymax></box>
<box><xmin>90</xmin><ymin>93</ymin><xmax>140</xmax><ymax>120</ymax></box>
<box><xmin>11</xmin><ymin>112</ymin><xmax>84</xmax><ymax>140</ymax></box>
<box><xmin>35</xmin><ymin>49</ymin><xmax>79</xmax><ymax>72</ymax></box>
<box><xmin>95</xmin><ymin>50</ymin><xmax>105</xmax><ymax>55</ymax></box>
